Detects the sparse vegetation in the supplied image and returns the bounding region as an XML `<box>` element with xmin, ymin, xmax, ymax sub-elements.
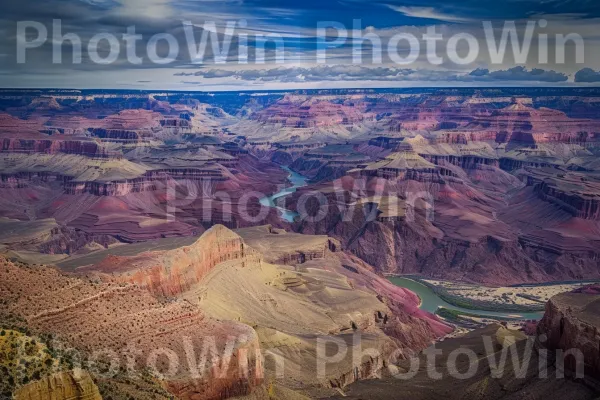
<box><xmin>0</xmin><ymin>329</ymin><xmax>63</xmax><ymax>397</ymax></box>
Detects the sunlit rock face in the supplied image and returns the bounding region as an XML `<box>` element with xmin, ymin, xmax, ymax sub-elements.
<box><xmin>14</xmin><ymin>369</ymin><xmax>103</xmax><ymax>400</ymax></box>
<box><xmin>85</xmin><ymin>224</ymin><xmax>262</xmax><ymax>297</ymax></box>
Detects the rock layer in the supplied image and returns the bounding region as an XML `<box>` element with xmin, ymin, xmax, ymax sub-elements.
<box><xmin>14</xmin><ymin>369</ymin><xmax>102</xmax><ymax>400</ymax></box>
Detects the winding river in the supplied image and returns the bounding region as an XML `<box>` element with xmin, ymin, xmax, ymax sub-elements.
<box><xmin>260</xmin><ymin>166</ymin><xmax>543</xmax><ymax>321</ymax></box>
<box><xmin>389</xmin><ymin>277</ymin><xmax>544</xmax><ymax>320</ymax></box>
<box><xmin>259</xmin><ymin>166</ymin><xmax>308</xmax><ymax>222</ymax></box>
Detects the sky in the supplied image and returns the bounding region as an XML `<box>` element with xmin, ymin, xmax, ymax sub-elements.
<box><xmin>1</xmin><ymin>0</ymin><xmax>600</xmax><ymax>90</ymax></box>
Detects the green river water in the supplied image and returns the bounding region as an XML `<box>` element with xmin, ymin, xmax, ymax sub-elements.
<box><xmin>389</xmin><ymin>277</ymin><xmax>544</xmax><ymax>320</ymax></box>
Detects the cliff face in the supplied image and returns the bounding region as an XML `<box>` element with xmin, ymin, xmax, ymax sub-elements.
<box><xmin>289</xmin><ymin>168</ymin><xmax>600</xmax><ymax>285</ymax></box>
<box><xmin>421</xmin><ymin>154</ymin><xmax>499</xmax><ymax>169</ymax></box>
<box><xmin>87</xmin><ymin>225</ymin><xmax>262</xmax><ymax>297</ymax></box>
<box><xmin>536</xmin><ymin>289</ymin><xmax>600</xmax><ymax>381</ymax></box>
<box><xmin>9</xmin><ymin>223</ymin><xmax>120</xmax><ymax>256</ymax></box>
<box><xmin>1</xmin><ymin>138</ymin><xmax>112</xmax><ymax>158</ymax></box>
<box><xmin>296</xmin><ymin>203</ymin><xmax>547</xmax><ymax>285</ymax></box>
<box><xmin>459</xmin><ymin>102</ymin><xmax>600</xmax><ymax>144</ymax></box>
<box><xmin>91</xmin><ymin>128</ymin><xmax>145</xmax><ymax>142</ymax></box>
<box><xmin>535</xmin><ymin>181</ymin><xmax>600</xmax><ymax>220</ymax></box>
<box><xmin>14</xmin><ymin>369</ymin><xmax>102</xmax><ymax>400</ymax></box>
<box><xmin>522</xmin><ymin>170</ymin><xmax>600</xmax><ymax>220</ymax></box>
<box><xmin>251</xmin><ymin>96</ymin><xmax>368</xmax><ymax>128</ymax></box>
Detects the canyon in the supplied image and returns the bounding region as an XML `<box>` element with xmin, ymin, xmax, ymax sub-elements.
<box><xmin>2</xmin><ymin>88</ymin><xmax>600</xmax><ymax>399</ymax></box>
<box><xmin>0</xmin><ymin>224</ymin><xmax>452</xmax><ymax>399</ymax></box>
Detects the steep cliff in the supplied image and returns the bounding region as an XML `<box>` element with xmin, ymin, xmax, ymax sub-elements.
<box><xmin>522</xmin><ymin>169</ymin><xmax>600</xmax><ymax>220</ymax></box>
<box><xmin>1</xmin><ymin>138</ymin><xmax>113</xmax><ymax>158</ymax></box>
<box><xmin>536</xmin><ymin>288</ymin><xmax>600</xmax><ymax>381</ymax></box>
<box><xmin>85</xmin><ymin>225</ymin><xmax>262</xmax><ymax>297</ymax></box>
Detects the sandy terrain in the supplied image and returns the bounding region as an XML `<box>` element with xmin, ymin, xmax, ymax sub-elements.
<box><xmin>423</xmin><ymin>278</ymin><xmax>593</xmax><ymax>307</ymax></box>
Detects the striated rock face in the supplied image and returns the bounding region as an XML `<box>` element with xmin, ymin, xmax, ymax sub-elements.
<box><xmin>0</xmin><ymin>219</ymin><xmax>119</xmax><ymax>256</ymax></box>
<box><xmin>14</xmin><ymin>369</ymin><xmax>102</xmax><ymax>400</ymax></box>
<box><xmin>63</xmin><ymin>178</ymin><xmax>157</xmax><ymax>196</ymax></box>
<box><xmin>354</xmin><ymin>151</ymin><xmax>460</xmax><ymax>184</ymax></box>
<box><xmin>536</xmin><ymin>289</ymin><xmax>600</xmax><ymax>381</ymax></box>
<box><xmin>91</xmin><ymin>128</ymin><xmax>145</xmax><ymax>142</ymax></box>
<box><xmin>296</xmin><ymin>202</ymin><xmax>546</xmax><ymax>285</ymax></box>
<box><xmin>421</xmin><ymin>154</ymin><xmax>498</xmax><ymax>169</ymax></box>
<box><xmin>288</xmin><ymin>164</ymin><xmax>600</xmax><ymax>285</ymax></box>
<box><xmin>251</xmin><ymin>95</ymin><xmax>369</xmax><ymax>128</ymax></box>
<box><xmin>235</xmin><ymin>225</ymin><xmax>339</xmax><ymax>265</ymax></box>
<box><xmin>1</xmin><ymin>138</ymin><xmax>113</xmax><ymax>158</ymax></box>
<box><xmin>522</xmin><ymin>169</ymin><xmax>600</xmax><ymax>220</ymax></box>
<box><xmin>85</xmin><ymin>225</ymin><xmax>262</xmax><ymax>297</ymax></box>
<box><xmin>463</xmin><ymin>101</ymin><xmax>600</xmax><ymax>144</ymax></box>
<box><xmin>0</xmin><ymin>112</ymin><xmax>45</xmax><ymax>135</ymax></box>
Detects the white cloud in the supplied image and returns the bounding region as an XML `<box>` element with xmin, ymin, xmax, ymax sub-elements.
<box><xmin>386</xmin><ymin>5</ymin><xmax>474</xmax><ymax>23</ymax></box>
<box><xmin>114</xmin><ymin>0</ymin><xmax>174</xmax><ymax>19</ymax></box>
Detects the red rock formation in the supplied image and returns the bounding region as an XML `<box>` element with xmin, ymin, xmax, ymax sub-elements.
<box><xmin>461</xmin><ymin>101</ymin><xmax>600</xmax><ymax>144</ymax></box>
<box><xmin>251</xmin><ymin>95</ymin><xmax>370</xmax><ymax>128</ymax></box>
<box><xmin>0</xmin><ymin>112</ymin><xmax>45</xmax><ymax>135</ymax></box>
<box><xmin>84</xmin><ymin>225</ymin><xmax>261</xmax><ymax>297</ymax></box>
<box><xmin>1</xmin><ymin>138</ymin><xmax>113</xmax><ymax>158</ymax></box>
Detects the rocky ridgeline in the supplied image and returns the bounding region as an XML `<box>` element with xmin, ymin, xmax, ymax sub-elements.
<box><xmin>409</xmin><ymin>101</ymin><xmax>600</xmax><ymax>145</ymax></box>
<box><xmin>63</xmin><ymin>169</ymin><xmax>227</xmax><ymax>196</ymax></box>
<box><xmin>63</xmin><ymin>178</ymin><xmax>157</xmax><ymax>196</ymax></box>
<box><xmin>420</xmin><ymin>154</ymin><xmax>499</xmax><ymax>170</ymax></box>
<box><xmin>88</xmin><ymin>225</ymin><xmax>262</xmax><ymax>297</ymax></box>
<box><xmin>90</xmin><ymin>128</ymin><xmax>148</xmax><ymax>142</ymax></box>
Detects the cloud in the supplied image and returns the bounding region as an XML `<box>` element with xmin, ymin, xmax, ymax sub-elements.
<box><xmin>467</xmin><ymin>66</ymin><xmax>568</xmax><ymax>82</ymax></box>
<box><xmin>175</xmin><ymin>66</ymin><xmax>423</xmax><ymax>82</ymax></box>
<box><xmin>113</xmin><ymin>0</ymin><xmax>174</xmax><ymax>19</ymax></box>
<box><xmin>386</xmin><ymin>5</ymin><xmax>473</xmax><ymax>23</ymax></box>
<box><xmin>174</xmin><ymin>65</ymin><xmax>572</xmax><ymax>85</ymax></box>
<box><xmin>574</xmin><ymin>68</ymin><xmax>600</xmax><ymax>83</ymax></box>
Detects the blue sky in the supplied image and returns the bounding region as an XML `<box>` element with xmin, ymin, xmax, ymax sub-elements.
<box><xmin>1</xmin><ymin>0</ymin><xmax>600</xmax><ymax>89</ymax></box>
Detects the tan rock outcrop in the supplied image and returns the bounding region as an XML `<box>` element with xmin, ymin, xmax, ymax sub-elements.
<box><xmin>14</xmin><ymin>369</ymin><xmax>102</xmax><ymax>400</ymax></box>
